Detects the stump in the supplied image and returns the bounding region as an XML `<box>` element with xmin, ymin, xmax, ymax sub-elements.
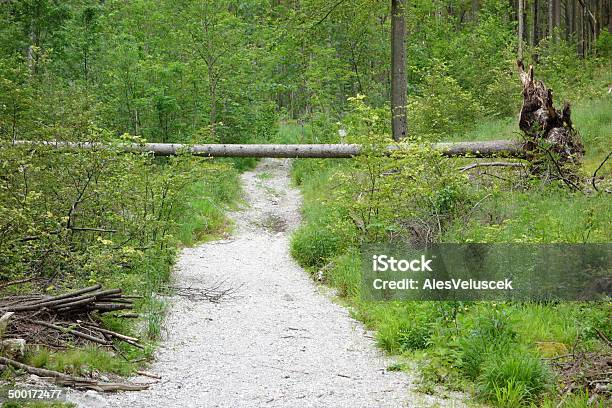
<box><xmin>517</xmin><ymin>60</ymin><xmax>584</xmax><ymax>170</ymax></box>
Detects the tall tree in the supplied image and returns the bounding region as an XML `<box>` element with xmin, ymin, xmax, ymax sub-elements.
<box><xmin>391</xmin><ymin>0</ymin><xmax>407</xmax><ymax>141</ymax></box>
<box><xmin>532</xmin><ymin>0</ymin><xmax>540</xmax><ymax>47</ymax></box>
<box><xmin>518</xmin><ymin>0</ymin><xmax>525</xmax><ymax>59</ymax></box>
<box><xmin>549</xmin><ymin>0</ymin><xmax>555</xmax><ymax>37</ymax></box>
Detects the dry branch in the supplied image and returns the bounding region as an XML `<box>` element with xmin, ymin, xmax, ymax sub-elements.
<box><xmin>591</xmin><ymin>151</ymin><xmax>611</xmax><ymax>192</ymax></box>
<box><xmin>171</xmin><ymin>281</ymin><xmax>241</xmax><ymax>303</ymax></box>
<box><xmin>0</xmin><ymin>277</ymin><xmax>36</xmax><ymax>290</ymax></box>
<box><xmin>460</xmin><ymin>161</ymin><xmax>526</xmax><ymax>172</ymax></box>
<box><xmin>30</xmin><ymin>320</ymin><xmax>109</xmax><ymax>345</ymax></box>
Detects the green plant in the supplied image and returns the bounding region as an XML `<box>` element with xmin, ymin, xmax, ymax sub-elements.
<box><xmin>326</xmin><ymin>251</ymin><xmax>361</xmax><ymax>299</ymax></box>
<box><xmin>25</xmin><ymin>346</ymin><xmax>135</xmax><ymax>377</ymax></box>
<box><xmin>409</xmin><ymin>62</ymin><xmax>486</xmax><ymax>140</ymax></box>
<box><xmin>493</xmin><ymin>378</ymin><xmax>529</xmax><ymax>408</ymax></box>
<box><xmin>477</xmin><ymin>349</ymin><xmax>552</xmax><ymax>405</ymax></box>
<box><xmin>290</xmin><ymin>224</ymin><xmax>342</xmax><ymax>268</ymax></box>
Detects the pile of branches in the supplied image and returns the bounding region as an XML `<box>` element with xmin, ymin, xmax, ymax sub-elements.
<box><xmin>550</xmin><ymin>350</ymin><xmax>611</xmax><ymax>403</ymax></box>
<box><xmin>0</xmin><ymin>284</ymin><xmax>141</xmax><ymax>349</ymax></box>
<box><xmin>0</xmin><ymin>283</ymin><xmax>153</xmax><ymax>392</ymax></box>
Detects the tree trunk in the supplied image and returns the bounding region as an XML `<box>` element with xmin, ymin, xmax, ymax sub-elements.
<box><xmin>519</xmin><ymin>0</ymin><xmax>525</xmax><ymax>59</ymax></box>
<box><xmin>608</xmin><ymin>0</ymin><xmax>612</xmax><ymax>32</ymax></box>
<box><xmin>549</xmin><ymin>0</ymin><xmax>554</xmax><ymax>36</ymax></box>
<box><xmin>565</xmin><ymin>0</ymin><xmax>572</xmax><ymax>40</ymax></box>
<box><xmin>533</xmin><ymin>0</ymin><xmax>540</xmax><ymax>47</ymax></box>
<box><xmin>9</xmin><ymin>140</ymin><xmax>526</xmax><ymax>159</ymax></box>
<box><xmin>391</xmin><ymin>0</ymin><xmax>407</xmax><ymax>141</ymax></box>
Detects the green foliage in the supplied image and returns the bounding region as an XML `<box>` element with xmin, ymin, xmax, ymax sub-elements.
<box><xmin>409</xmin><ymin>63</ymin><xmax>486</xmax><ymax>139</ymax></box>
<box><xmin>534</xmin><ymin>38</ymin><xmax>610</xmax><ymax>102</ymax></box>
<box><xmin>458</xmin><ymin>310</ymin><xmax>517</xmax><ymax>380</ymax></box>
<box><xmin>444</xmin><ymin>188</ymin><xmax>612</xmax><ymax>243</ymax></box>
<box><xmin>324</xmin><ymin>251</ymin><xmax>361</xmax><ymax>299</ymax></box>
<box><xmin>594</xmin><ymin>29</ymin><xmax>612</xmax><ymax>57</ymax></box>
<box><xmin>335</xmin><ymin>96</ymin><xmax>472</xmax><ymax>243</ymax></box>
<box><xmin>289</xmin><ymin>96</ymin><xmax>611</xmax><ymax>406</ymax></box>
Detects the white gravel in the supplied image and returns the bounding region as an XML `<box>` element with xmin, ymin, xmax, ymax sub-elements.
<box><xmin>69</xmin><ymin>158</ymin><xmax>465</xmax><ymax>408</ymax></box>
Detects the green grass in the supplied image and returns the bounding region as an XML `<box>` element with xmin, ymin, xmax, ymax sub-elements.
<box><xmin>25</xmin><ymin>346</ymin><xmax>134</xmax><ymax>377</ymax></box>
<box><xmin>478</xmin><ymin>350</ymin><xmax>551</xmax><ymax>405</ymax></box>
<box><xmin>256</xmin><ymin>171</ymin><xmax>272</xmax><ymax>180</ymax></box>
<box><xmin>176</xmin><ymin>167</ymin><xmax>240</xmax><ymax>246</ymax></box>
<box><xmin>275</xmin><ymin>120</ymin><xmax>313</xmax><ymax>144</ymax></box>
<box><xmin>288</xmin><ymin>97</ymin><xmax>611</xmax><ymax>407</ymax></box>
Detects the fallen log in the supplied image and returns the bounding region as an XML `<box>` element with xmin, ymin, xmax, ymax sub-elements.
<box><xmin>23</xmin><ymin>284</ymin><xmax>102</xmax><ymax>306</ymax></box>
<box><xmin>7</xmin><ymin>139</ymin><xmax>526</xmax><ymax>159</ymax></box>
<box><xmin>0</xmin><ymin>356</ymin><xmax>149</xmax><ymax>392</ymax></box>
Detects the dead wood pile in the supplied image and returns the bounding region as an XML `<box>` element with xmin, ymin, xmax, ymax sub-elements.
<box><xmin>0</xmin><ymin>283</ymin><xmax>142</xmax><ymax>349</ymax></box>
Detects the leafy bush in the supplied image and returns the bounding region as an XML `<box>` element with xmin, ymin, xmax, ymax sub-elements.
<box><xmin>594</xmin><ymin>29</ymin><xmax>612</xmax><ymax>57</ymax></box>
<box><xmin>409</xmin><ymin>63</ymin><xmax>486</xmax><ymax>140</ymax></box>
<box><xmin>335</xmin><ymin>97</ymin><xmax>472</xmax><ymax>243</ymax></box>
<box><xmin>398</xmin><ymin>324</ymin><xmax>431</xmax><ymax>352</ymax></box>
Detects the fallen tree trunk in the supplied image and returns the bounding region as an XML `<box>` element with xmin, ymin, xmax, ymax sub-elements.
<box><xmin>7</xmin><ymin>139</ymin><xmax>526</xmax><ymax>159</ymax></box>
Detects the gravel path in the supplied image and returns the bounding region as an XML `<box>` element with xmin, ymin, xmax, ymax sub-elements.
<box><xmin>70</xmin><ymin>158</ymin><xmax>463</xmax><ymax>408</ymax></box>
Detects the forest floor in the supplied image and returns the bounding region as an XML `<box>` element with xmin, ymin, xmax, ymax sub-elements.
<box><xmin>67</xmin><ymin>158</ymin><xmax>465</xmax><ymax>408</ymax></box>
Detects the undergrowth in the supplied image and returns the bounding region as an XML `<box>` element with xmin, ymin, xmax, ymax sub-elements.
<box><xmin>286</xmin><ymin>92</ymin><xmax>611</xmax><ymax>407</ymax></box>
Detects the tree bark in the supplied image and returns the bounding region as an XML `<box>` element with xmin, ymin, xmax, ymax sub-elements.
<box><xmin>554</xmin><ymin>0</ymin><xmax>562</xmax><ymax>32</ymax></box>
<box><xmin>549</xmin><ymin>0</ymin><xmax>555</xmax><ymax>37</ymax></box>
<box><xmin>533</xmin><ymin>0</ymin><xmax>540</xmax><ymax>47</ymax></box>
<box><xmin>8</xmin><ymin>140</ymin><xmax>526</xmax><ymax>159</ymax></box>
<box><xmin>391</xmin><ymin>0</ymin><xmax>407</xmax><ymax>141</ymax></box>
<box><xmin>519</xmin><ymin>0</ymin><xmax>525</xmax><ymax>59</ymax></box>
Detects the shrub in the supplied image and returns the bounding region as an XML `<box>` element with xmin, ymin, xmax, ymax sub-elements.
<box><xmin>409</xmin><ymin>63</ymin><xmax>486</xmax><ymax>140</ymax></box>
<box><xmin>594</xmin><ymin>29</ymin><xmax>612</xmax><ymax>57</ymax></box>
